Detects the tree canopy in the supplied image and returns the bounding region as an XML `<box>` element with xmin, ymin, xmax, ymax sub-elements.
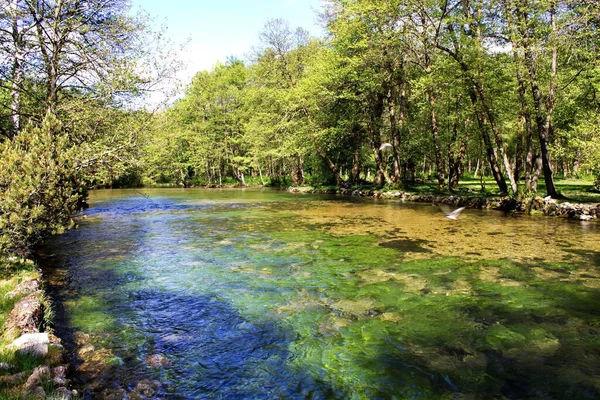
<box><xmin>143</xmin><ymin>0</ymin><xmax>600</xmax><ymax>197</ymax></box>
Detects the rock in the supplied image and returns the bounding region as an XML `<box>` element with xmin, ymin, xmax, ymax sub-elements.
<box><xmin>101</xmin><ymin>387</ymin><xmax>128</xmax><ymax>399</ymax></box>
<box><xmin>7</xmin><ymin>294</ymin><xmax>43</xmax><ymax>334</ymax></box>
<box><xmin>54</xmin><ymin>387</ymin><xmax>73</xmax><ymax>400</ymax></box>
<box><xmin>130</xmin><ymin>379</ymin><xmax>160</xmax><ymax>398</ymax></box>
<box><xmin>27</xmin><ymin>386</ymin><xmax>46</xmax><ymax>398</ymax></box>
<box><xmin>24</xmin><ymin>365</ymin><xmax>51</xmax><ymax>391</ymax></box>
<box><xmin>0</xmin><ymin>362</ymin><xmax>15</xmax><ymax>370</ymax></box>
<box><xmin>53</xmin><ymin>365</ymin><xmax>67</xmax><ymax>378</ymax></box>
<box><xmin>53</xmin><ymin>374</ymin><xmax>67</xmax><ymax>387</ymax></box>
<box><xmin>5</xmin><ymin>280</ymin><xmax>41</xmax><ymax>298</ymax></box>
<box><xmin>146</xmin><ymin>354</ymin><xmax>171</xmax><ymax>368</ymax></box>
<box><xmin>0</xmin><ymin>371</ymin><xmax>27</xmax><ymax>386</ymax></box>
<box><xmin>579</xmin><ymin>214</ymin><xmax>593</xmax><ymax>221</ymax></box>
<box><xmin>53</xmin><ymin>365</ymin><xmax>68</xmax><ymax>386</ymax></box>
<box><xmin>10</xmin><ymin>332</ymin><xmax>49</xmax><ymax>358</ymax></box>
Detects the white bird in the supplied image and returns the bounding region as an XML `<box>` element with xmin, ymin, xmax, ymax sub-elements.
<box><xmin>379</xmin><ymin>142</ymin><xmax>393</xmax><ymax>151</ymax></box>
<box><xmin>445</xmin><ymin>206</ymin><xmax>466</xmax><ymax>220</ymax></box>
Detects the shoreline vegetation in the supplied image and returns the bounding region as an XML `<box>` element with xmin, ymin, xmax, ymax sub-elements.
<box><xmin>0</xmin><ymin>259</ymin><xmax>75</xmax><ymax>399</ymax></box>
<box><xmin>133</xmin><ymin>176</ymin><xmax>600</xmax><ymax>221</ymax></box>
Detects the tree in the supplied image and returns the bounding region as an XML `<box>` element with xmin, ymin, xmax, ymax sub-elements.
<box><xmin>258</xmin><ymin>18</ymin><xmax>343</xmax><ymax>185</ymax></box>
<box><xmin>0</xmin><ymin>113</ymin><xmax>84</xmax><ymax>256</ymax></box>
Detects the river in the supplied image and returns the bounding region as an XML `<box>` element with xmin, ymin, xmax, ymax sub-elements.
<box><xmin>39</xmin><ymin>188</ymin><xmax>600</xmax><ymax>399</ymax></box>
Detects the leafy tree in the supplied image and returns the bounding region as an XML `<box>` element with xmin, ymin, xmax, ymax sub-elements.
<box><xmin>0</xmin><ymin>113</ymin><xmax>84</xmax><ymax>256</ymax></box>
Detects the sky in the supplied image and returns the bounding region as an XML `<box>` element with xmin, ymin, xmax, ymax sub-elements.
<box><xmin>130</xmin><ymin>0</ymin><xmax>326</xmax><ymax>86</ymax></box>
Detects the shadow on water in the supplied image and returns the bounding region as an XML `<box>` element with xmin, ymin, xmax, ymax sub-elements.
<box><xmin>379</xmin><ymin>238</ymin><xmax>432</xmax><ymax>253</ymax></box>
<box><xmin>562</xmin><ymin>248</ymin><xmax>600</xmax><ymax>266</ymax></box>
<box><xmin>39</xmin><ymin>197</ymin><xmax>335</xmax><ymax>399</ymax></box>
<box><xmin>126</xmin><ymin>290</ymin><xmax>332</xmax><ymax>399</ymax></box>
<box><xmin>41</xmin><ymin>260</ymin><xmax>335</xmax><ymax>399</ymax></box>
<box><xmin>365</xmin><ymin>261</ymin><xmax>600</xmax><ymax>399</ymax></box>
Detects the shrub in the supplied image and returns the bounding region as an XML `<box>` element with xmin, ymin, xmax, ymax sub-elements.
<box><xmin>0</xmin><ymin>114</ymin><xmax>86</xmax><ymax>257</ymax></box>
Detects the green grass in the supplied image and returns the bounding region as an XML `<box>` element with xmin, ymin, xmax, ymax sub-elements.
<box><xmin>307</xmin><ymin>175</ymin><xmax>600</xmax><ymax>204</ymax></box>
<box><xmin>539</xmin><ymin>178</ymin><xmax>600</xmax><ymax>203</ymax></box>
<box><xmin>0</xmin><ymin>257</ymin><xmax>66</xmax><ymax>398</ymax></box>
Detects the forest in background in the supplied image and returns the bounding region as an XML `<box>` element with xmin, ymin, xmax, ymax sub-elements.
<box><xmin>1</xmin><ymin>0</ymin><xmax>600</xmax><ymax>256</ymax></box>
<box><xmin>144</xmin><ymin>0</ymin><xmax>600</xmax><ymax>199</ymax></box>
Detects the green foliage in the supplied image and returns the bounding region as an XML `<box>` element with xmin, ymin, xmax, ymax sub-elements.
<box><xmin>142</xmin><ymin>0</ymin><xmax>600</xmax><ymax>194</ymax></box>
<box><xmin>0</xmin><ymin>114</ymin><xmax>85</xmax><ymax>256</ymax></box>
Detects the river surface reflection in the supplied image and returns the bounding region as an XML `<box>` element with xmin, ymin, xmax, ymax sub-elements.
<box><xmin>39</xmin><ymin>188</ymin><xmax>600</xmax><ymax>398</ymax></box>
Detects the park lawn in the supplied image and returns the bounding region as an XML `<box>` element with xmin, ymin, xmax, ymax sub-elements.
<box><xmin>388</xmin><ymin>176</ymin><xmax>600</xmax><ymax>204</ymax></box>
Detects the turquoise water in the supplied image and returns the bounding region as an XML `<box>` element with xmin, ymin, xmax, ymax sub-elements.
<box><xmin>40</xmin><ymin>189</ymin><xmax>600</xmax><ymax>398</ymax></box>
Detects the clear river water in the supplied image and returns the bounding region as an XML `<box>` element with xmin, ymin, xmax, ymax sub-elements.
<box><xmin>39</xmin><ymin>188</ymin><xmax>600</xmax><ymax>399</ymax></box>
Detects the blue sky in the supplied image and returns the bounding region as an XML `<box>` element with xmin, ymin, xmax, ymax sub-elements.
<box><xmin>130</xmin><ymin>0</ymin><xmax>326</xmax><ymax>80</ymax></box>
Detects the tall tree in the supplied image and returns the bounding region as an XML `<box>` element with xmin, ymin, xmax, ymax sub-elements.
<box><xmin>259</xmin><ymin>19</ymin><xmax>342</xmax><ymax>184</ymax></box>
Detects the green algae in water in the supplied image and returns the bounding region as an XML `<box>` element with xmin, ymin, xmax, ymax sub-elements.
<box><xmin>39</xmin><ymin>189</ymin><xmax>600</xmax><ymax>398</ymax></box>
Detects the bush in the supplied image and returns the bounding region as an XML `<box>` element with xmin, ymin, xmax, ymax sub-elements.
<box><xmin>595</xmin><ymin>175</ymin><xmax>600</xmax><ymax>192</ymax></box>
<box><xmin>0</xmin><ymin>114</ymin><xmax>86</xmax><ymax>257</ymax></box>
<box><xmin>111</xmin><ymin>167</ymin><xmax>144</xmax><ymax>188</ymax></box>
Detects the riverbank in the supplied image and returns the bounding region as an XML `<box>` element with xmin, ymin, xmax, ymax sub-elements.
<box><xmin>288</xmin><ymin>186</ymin><xmax>600</xmax><ymax>221</ymax></box>
<box><xmin>0</xmin><ymin>258</ymin><xmax>75</xmax><ymax>399</ymax></box>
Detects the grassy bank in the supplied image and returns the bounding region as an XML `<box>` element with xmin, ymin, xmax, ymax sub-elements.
<box><xmin>390</xmin><ymin>176</ymin><xmax>600</xmax><ymax>204</ymax></box>
<box><xmin>0</xmin><ymin>258</ymin><xmax>69</xmax><ymax>399</ymax></box>
<box><xmin>294</xmin><ymin>176</ymin><xmax>600</xmax><ymax>204</ymax></box>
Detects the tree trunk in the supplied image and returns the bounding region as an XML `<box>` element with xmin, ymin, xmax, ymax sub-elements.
<box><xmin>9</xmin><ymin>0</ymin><xmax>23</xmax><ymax>136</ymax></box>
<box><xmin>448</xmin><ymin>115</ymin><xmax>469</xmax><ymax>190</ymax></box>
<box><xmin>472</xmin><ymin>78</ymin><xmax>518</xmax><ymax>195</ymax></box>
<box><xmin>290</xmin><ymin>156</ymin><xmax>304</xmax><ymax>185</ymax></box>
<box><xmin>506</xmin><ymin>4</ymin><xmax>533</xmax><ymax>191</ymax></box>
<box><xmin>436</xmin><ymin>36</ymin><xmax>508</xmax><ymax>194</ymax></box>
<box><xmin>386</xmin><ymin>85</ymin><xmax>402</xmax><ymax>182</ymax></box>
<box><xmin>517</xmin><ymin>0</ymin><xmax>558</xmax><ymax>197</ymax></box>
<box><xmin>531</xmin><ymin>153</ymin><xmax>542</xmax><ymax>192</ymax></box>
<box><xmin>366</xmin><ymin>94</ymin><xmax>389</xmax><ymax>186</ymax></box>
<box><xmin>351</xmin><ymin>148</ymin><xmax>361</xmax><ymax>184</ymax></box>
<box><xmin>428</xmin><ymin>87</ymin><xmax>446</xmax><ymax>189</ymax></box>
<box><xmin>276</xmin><ymin>43</ymin><xmax>342</xmax><ymax>185</ymax></box>
<box><xmin>421</xmin><ymin>22</ymin><xmax>445</xmax><ymax>189</ymax></box>
<box><xmin>467</xmin><ymin>88</ymin><xmax>509</xmax><ymax>194</ymax></box>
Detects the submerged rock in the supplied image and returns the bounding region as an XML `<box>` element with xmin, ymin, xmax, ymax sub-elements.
<box><xmin>101</xmin><ymin>387</ymin><xmax>128</xmax><ymax>399</ymax></box>
<box><xmin>145</xmin><ymin>354</ymin><xmax>171</xmax><ymax>368</ymax></box>
<box><xmin>378</xmin><ymin>312</ymin><xmax>403</xmax><ymax>322</ymax></box>
<box><xmin>54</xmin><ymin>387</ymin><xmax>74</xmax><ymax>400</ymax></box>
<box><xmin>331</xmin><ymin>298</ymin><xmax>376</xmax><ymax>318</ymax></box>
<box><xmin>130</xmin><ymin>379</ymin><xmax>161</xmax><ymax>399</ymax></box>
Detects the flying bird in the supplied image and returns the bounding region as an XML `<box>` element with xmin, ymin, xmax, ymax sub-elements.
<box><xmin>445</xmin><ymin>206</ymin><xmax>466</xmax><ymax>220</ymax></box>
<box><xmin>379</xmin><ymin>142</ymin><xmax>393</xmax><ymax>151</ymax></box>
